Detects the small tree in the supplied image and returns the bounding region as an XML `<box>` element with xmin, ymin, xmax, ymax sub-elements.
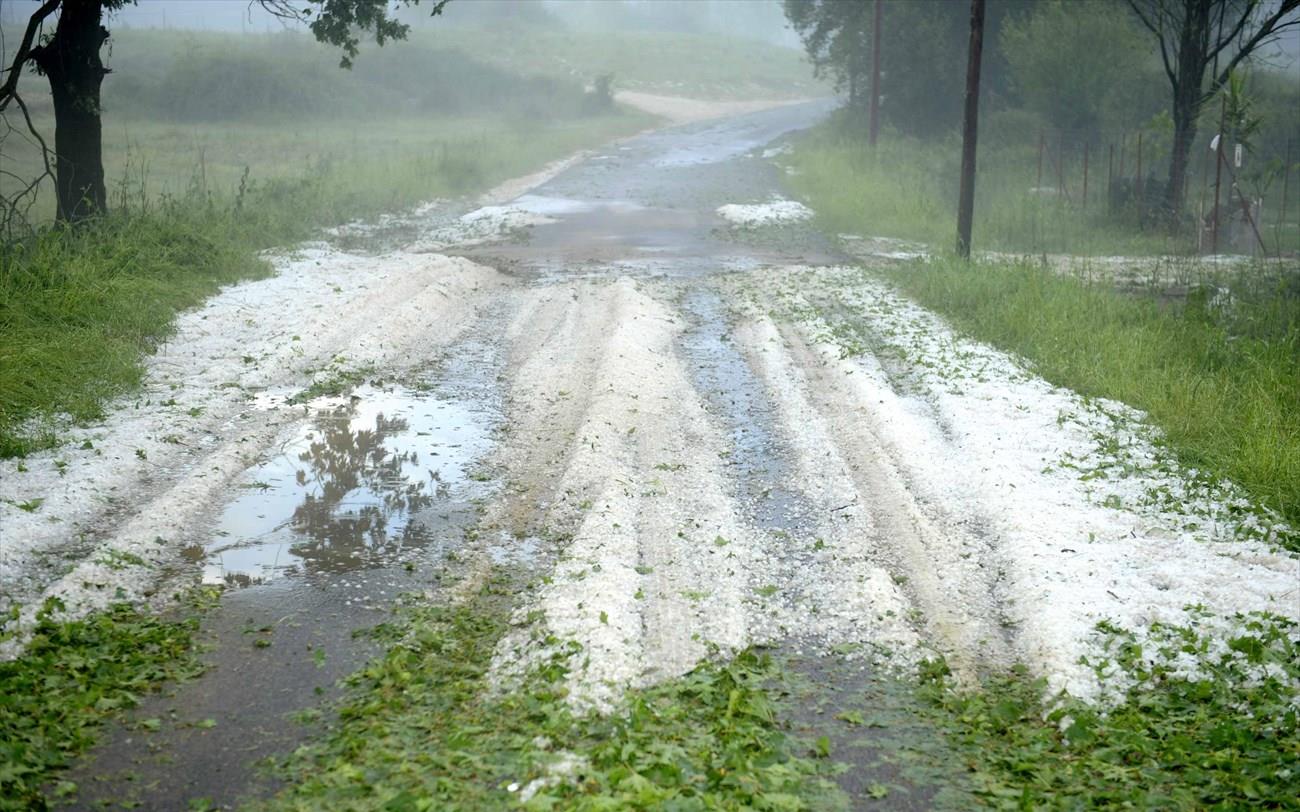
<box><xmin>782</xmin><ymin>0</ymin><xmax>873</xmax><ymax>115</ymax></box>
<box><xmin>1001</xmin><ymin>0</ymin><xmax>1148</xmax><ymax>138</ymax></box>
<box><xmin>0</xmin><ymin>0</ymin><xmax>449</xmax><ymax>225</ymax></box>
<box><xmin>1125</xmin><ymin>0</ymin><xmax>1299</xmax><ymax>221</ymax></box>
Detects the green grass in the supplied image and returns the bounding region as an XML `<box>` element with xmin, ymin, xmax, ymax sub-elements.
<box><xmin>918</xmin><ymin>611</ymin><xmax>1300</xmax><ymax>809</ymax></box>
<box><xmin>427</xmin><ymin>26</ymin><xmax>823</xmax><ymax>101</ymax></box>
<box><xmin>0</xmin><ymin>112</ymin><xmax>647</xmax><ymax>456</ymax></box>
<box><xmin>0</xmin><ymin>208</ymin><xmax>268</xmax><ymax>456</ymax></box>
<box><xmin>0</xmin><ymin>598</ymin><xmax>206</xmax><ymax>811</ymax></box>
<box><xmin>784</xmin><ymin>117</ymin><xmax>1300</xmax><ymax>257</ymax></box>
<box><xmin>256</xmin><ymin>573</ymin><xmax>840</xmax><ymax>811</ymax></box>
<box><xmin>866</xmin><ymin>258</ymin><xmax>1300</xmax><ymax>534</ymax></box>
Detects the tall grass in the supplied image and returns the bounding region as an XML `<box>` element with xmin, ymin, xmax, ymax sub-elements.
<box><xmin>785</xmin><ymin>117</ymin><xmax>1220</xmax><ymax>257</ymax></box>
<box><xmin>876</xmin><ymin>257</ymin><xmax>1300</xmax><ymax>527</ymax></box>
<box><xmin>0</xmin><ymin>112</ymin><xmax>647</xmax><ymax>456</ymax></box>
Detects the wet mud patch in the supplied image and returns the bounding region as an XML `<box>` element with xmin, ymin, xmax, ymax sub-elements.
<box><xmin>62</xmin><ymin>373</ymin><xmax>502</xmax><ymax>810</ymax></box>
<box><xmin>774</xmin><ymin>650</ymin><xmax>972</xmax><ymax>810</ymax></box>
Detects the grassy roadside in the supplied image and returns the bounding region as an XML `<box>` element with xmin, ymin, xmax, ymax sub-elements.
<box><xmin>253</xmin><ymin>572</ymin><xmax>841</xmax><ymax>811</ymax></box>
<box><xmin>869</xmin><ymin>257</ymin><xmax>1300</xmax><ymax>534</ymax></box>
<box><xmin>0</xmin><ymin>112</ymin><xmax>647</xmax><ymax>457</ymax></box>
<box><xmin>784</xmin><ymin>115</ymin><xmax>1300</xmax><ymax>534</ymax></box>
<box><xmin>782</xmin><ymin>124</ymin><xmax>1300</xmax><ymax>807</ymax></box>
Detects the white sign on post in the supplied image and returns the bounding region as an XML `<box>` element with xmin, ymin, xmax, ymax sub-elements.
<box><xmin>1234</xmin><ymin>144</ymin><xmax>1243</xmax><ymax>168</ymax></box>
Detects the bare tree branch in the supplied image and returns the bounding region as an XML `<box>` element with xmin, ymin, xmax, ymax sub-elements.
<box><xmin>1125</xmin><ymin>0</ymin><xmax>1177</xmax><ymax>85</ymax></box>
<box><xmin>14</xmin><ymin>91</ymin><xmax>53</xmax><ymax>183</ymax></box>
<box><xmin>0</xmin><ymin>0</ymin><xmax>61</xmax><ymax>113</ymax></box>
<box><xmin>1212</xmin><ymin>0</ymin><xmax>1300</xmax><ymax>92</ymax></box>
<box><xmin>0</xmin><ymin>91</ymin><xmax>55</xmax><ymax>234</ymax></box>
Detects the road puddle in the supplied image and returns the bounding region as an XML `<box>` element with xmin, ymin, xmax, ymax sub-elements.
<box><xmin>202</xmin><ymin>384</ymin><xmax>492</xmax><ymax>586</ymax></box>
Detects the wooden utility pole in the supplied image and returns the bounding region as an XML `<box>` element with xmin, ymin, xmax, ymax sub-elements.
<box><xmin>1280</xmin><ymin>138</ymin><xmax>1291</xmax><ymax>254</ymax></box>
<box><xmin>1083</xmin><ymin>142</ymin><xmax>1089</xmax><ymax>208</ymax></box>
<box><xmin>1108</xmin><ymin>143</ymin><xmax>1114</xmax><ymax>212</ymax></box>
<box><xmin>869</xmin><ymin>0</ymin><xmax>882</xmax><ymax>146</ymax></box>
<box><xmin>1037</xmin><ymin>132</ymin><xmax>1044</xmax><ymax>188</ymax></box>
<box><xmin>1213</xmin><ymin>96</ymin><xmax>1225</xmax><ymax>254</ymax></box>
<box><xmin>1136</xmin><ymin>132</ymin><xmax>1144</xmax><ymax>221</ymax></box>
<box><xmin>955</xmin><ymin>0</ymin><xmax>985</xmax><ymax>259</ymax></box>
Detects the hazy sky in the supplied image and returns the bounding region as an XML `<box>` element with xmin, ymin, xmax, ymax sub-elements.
<box><xmin>0</xmin><ymin>0</ymin><xmax>798</xmax><ymax>46</ymax></box>
<box><xmin>0</xmin><ymin>0</ymin><xmax>1290</xmax><ymax>65</ymax></box>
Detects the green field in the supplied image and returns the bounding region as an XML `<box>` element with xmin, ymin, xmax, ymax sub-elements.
<box><xmin>425</xmin><ymin>26</ymin><xmax>823</xmax><ymax>100</ymax></box>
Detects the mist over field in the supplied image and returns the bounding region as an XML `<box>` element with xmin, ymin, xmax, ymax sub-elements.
<box><xmin>1</xmin><ymin>1</ymin><xmax>1299</xmax><ymax>810</ymax></box>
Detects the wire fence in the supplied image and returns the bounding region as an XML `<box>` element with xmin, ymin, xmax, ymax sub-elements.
<box><xmin>1021</xmin><ymin>126</ymin><xmax>1297</xmax><ymax>260</ymax></box>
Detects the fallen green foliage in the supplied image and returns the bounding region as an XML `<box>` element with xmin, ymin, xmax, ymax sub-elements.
<box><xmin>0</xmin><ymin>599</ymin><xmax>204</xmax><ymax>811</ymax></box>
<box><xmin>917</xmin><ymin>611</ymin><xmax>1300</xmax><ymax>809</ymax></box>
<box><xmin>873</xmin><ymin>258</ymin><xmax>1300</xmax><ymax>537</ymax></box>
<box><xmin>259</xmin><ymin>576</ymin><xmax>839</xmax><ymax>811</ymax></box>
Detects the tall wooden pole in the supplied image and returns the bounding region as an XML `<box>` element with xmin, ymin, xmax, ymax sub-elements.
<box><xmin>869</xmin><ymin>0</ymin><xmax>882</xmax><ymax>147</ymax></box>
<box><xmin>1136</xmin><ymin>132</ymin><xmax>1144</xmax><ymax>221</ymax></box>
<box><xmin>1037</xmin><ymin>132</ymin><xmax>1044</xmax><ymax>189</ymax></box>
<box><xmin>1107</xmin><ymin>143</ymin><xmax>1114</xmax><ymax>213</ymax></box>
<box><xmin>1083</xmin><ymin>142</ymin><xmax>1089</xmax><ymax>208</ymax></box>
<box><xmin>1057</xmin><ymin>132</ymin><xmax>1065</xmax><ymax>199</ymax></box>
<box><xmin>1279</xmin><ymin>138</ymin><xmax>1291</xmax><ymax>254</ymax></box>
<box><xmin>1213</xmin><ymin>96</ymin><xmax>1225</xmax><ymax>254</ymax></box>
<box><xmin>955</xmin><ymin>0</ymin><xmax>985</xmax><ymax>259</ymax></box>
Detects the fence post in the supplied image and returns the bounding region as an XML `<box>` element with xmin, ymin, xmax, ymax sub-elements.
<box><xmin>1280</xmin><ymin>138</ymin><xmax>1291</xmax><ymax>254</ymax></box>
<box><xmin>1213</xmin><ymin>96</ymin><xmax>1225</xmax><ymax>255</ymax></box>
<box><xmin>1136</xmin><ymin>132</ymin><xmax>1144</xmax><ymax>222</ymax></box>
<box><xmin>1037</xmin><ymin>132</ymin><xmax>1044</xmax><ymax>189</ymax></box>
<box><xmin>1107</xmin><ymin>143</ymin><xmax>1114</xmax><ymax>214</ymax></box>
<box><xmin>1083</xmin><ymin>142</ymin><xmax>1089</xmax><ymax>209</ymax></box>
<box><xmin>1057</xmin><ymin>132</ymin><xmax>1065</xmax><ymax>199</ymax></box>
<box><xmin>1199</xmin><ymin>146</ymin><xmax>1210</xmax><ymax>253</ymax></box>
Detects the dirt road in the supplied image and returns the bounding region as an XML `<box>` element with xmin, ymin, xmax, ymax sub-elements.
<box><xmin>2</xmin><ymin>101</ymin><xmax>1295</xmax><ymax>809</ymax></box>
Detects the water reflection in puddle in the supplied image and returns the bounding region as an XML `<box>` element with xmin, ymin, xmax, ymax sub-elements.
<box><xmin>203</xmin><ymin>384</ymin><xmax>492</xmax><ymax>586</ymax></box>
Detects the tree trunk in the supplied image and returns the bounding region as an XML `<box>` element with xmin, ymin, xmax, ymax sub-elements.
<box><xmin>31</xmin><ymin>0</ymin><xmax>109</xmax><ymax>222</ymax></box>
<box><xmin>1165</xmin><ymin>102</ymin><xmax>1197</xmax><ymax>220</ymax></box>
<box><xmin>1162</xmin><ymin>0</ymin><xmax>1210</xmax><ymax>222</ymax></box>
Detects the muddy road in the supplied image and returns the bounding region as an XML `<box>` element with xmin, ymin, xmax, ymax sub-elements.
<box><xmin>3</xmin><ymin>100</ymin><xmax>1295</xmax><ymax>810</ymax></box>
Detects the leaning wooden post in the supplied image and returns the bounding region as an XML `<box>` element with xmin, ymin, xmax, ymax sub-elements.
<box><xmin>955</xmin><ymin>0</ymin><xmax>986</xmax><ymax>260</ymax></box>
<box><xmin>1057</xmin><ymin>132</ymin><xmax>1065</xmax><ymax>199</ymax></box>
<box><xmin>1136</xmin><ymin>132</ymin><xmax>1144</xmax><ymax>222</ymax></box>
<box><xmin>1037</xmin><ymin>131</ymin><xmax>1044</xmax><ymax>189</ymax></box>
<box><xmin>1280</xmin><ymin>138</ymin><xmax>1291</xmax><ymax>253</ymax></box>
<box><xmin>1083</xmin><ymin>141</ymin><xmax>1089</xmax><ymax>208</ymax></box>
<box><xmin>1213</xmin><ymin>96</ymin><xmax>1225</xmax><ymax>255</ymax></box>
<box><xmin>1107</xmin><ymin>143</ymin><xmax>1114</xmax><ymax>213</ymax></box>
